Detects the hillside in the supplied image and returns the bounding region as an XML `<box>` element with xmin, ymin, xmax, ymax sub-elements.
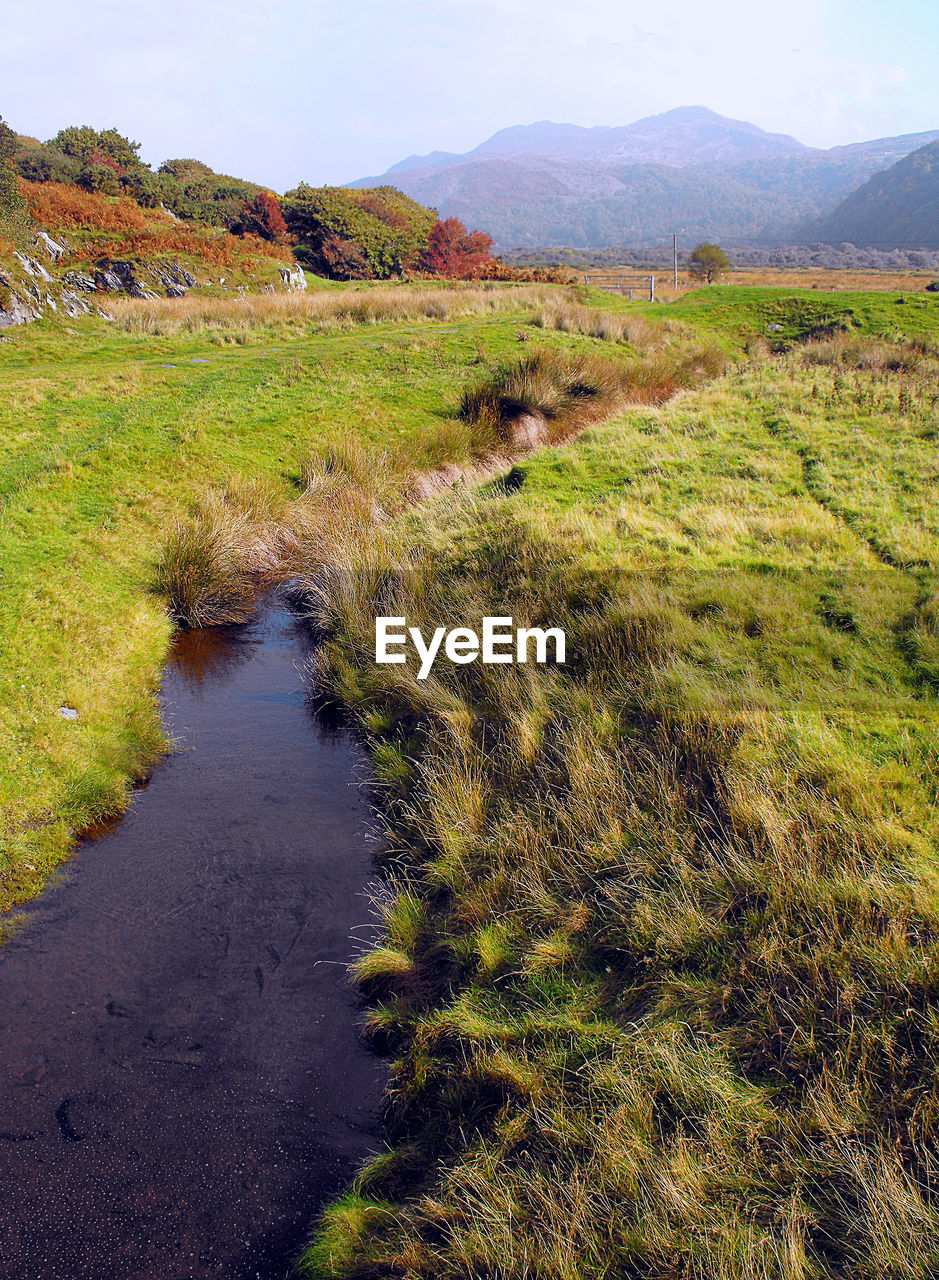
<box><xmin>798</xmin><ymin>138</ymin><xmax>939</xmax><ymax>247</ymax></box>
<box><xmin>0</xmin><ymin>117</ymin><xmax>527</xmax><ymax>327</ymax></box>
<box><xmin>353</xmin><ymin>107</ymin><xmax>939</xmax><ymax>248</ymax></box>
<box><xmin>0</xmin><ymin>179</ymin><xmax>297</xmax><ymax>328</ymax></box>
<box><xmin>0</xmin><ymin>118</ymin><xmax>300</xmax><ymax>326</ymax></box>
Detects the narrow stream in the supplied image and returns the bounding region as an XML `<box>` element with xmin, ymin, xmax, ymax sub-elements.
<box><xmin>0</xmin><ymin>595</ymin><xmax>386</xmax><ymax>1279</ymax></box>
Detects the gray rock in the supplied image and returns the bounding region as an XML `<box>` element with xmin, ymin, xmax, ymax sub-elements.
<box><xmin>0</xmin><ymin>292</ymin><xmax>42</xmax><ymax>326</ymax></box>
<box><xmin>62</xmin><ymin>271</ymin><xmax>97</xmax><ymax>293</ymax></box>
<box><xmin>14</xmin><ymin>252</ymin><xmax>54</xmax><ymax>283</ymax></box>
<box><xmin>94</xmin><ymin>260</ymin><xmax>160</xmax><ymax>299</ymax></box>
<box><xmin>149</xmin><ymin>262</ymin><xmax>197</xmax><ymax>297</ymax></box>
<box><xmin>35</xmin><ymin>231</ymin><xmax>68</xmax><ymax>262</ymax></box>
<box><xmin>279</xmin><ymin>264</ymin><xmax>307</xmax><ymax>291</ymax></box>
<box><xmin>61</xmin><ymin>290</ymin><xmax>92</xmax><ymax>317</ymax></box>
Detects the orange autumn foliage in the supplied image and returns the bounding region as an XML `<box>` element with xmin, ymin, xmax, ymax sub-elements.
<box><xmin>22</xmin><ymin>180</ymin><xmax>160</xmax><ymax>232</ymax></box>
<box><xmin>19</xmin><ymin>180</ymin><xmax>293</xmax><ymax>266</ymax></box>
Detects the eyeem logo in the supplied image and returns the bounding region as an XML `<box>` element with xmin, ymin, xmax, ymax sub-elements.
<box><xmin>376</xmin><ymin>617</ymin><xmax>566</xmax><ymax>680</ymax></box>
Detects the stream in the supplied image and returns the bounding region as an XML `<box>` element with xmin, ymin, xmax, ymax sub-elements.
<box><xmin>0</xmin><ymin>594</ymin><xmax>386</xmax><ymax>1279</ymax></box>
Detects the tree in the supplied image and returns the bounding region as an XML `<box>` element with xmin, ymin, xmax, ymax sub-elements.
<box><xmin>283</xmin><ymin>185</ymin><xmax>436</xmax><ymax>279</ymax></box>
<box><xmin>51</xmin><ymin>126</ymin><xmax>143</xmax><ymax>171</ymax></box>
<box><xmin>421</xmin><ymin>218</ymin><xmax>494</xmax><ymax>278</ymax></box>
<box><xmin>237</xmin><ymin>191</ymin><xmax>287</xmax><ymax>242</ymax></box>
<box><xmin>687</xmin><ymin>242</ymin><xmax>729</xmax><ymax>284</ymax></box>
<box><xmin>14</xmin><ymin>126</ymin><xmax>152</xmax><ymax>197</ymax></box>
<box><xmin>0</xmin><ymin>115</ymin><xmax>27</xmax><ymax>234</ymax></box>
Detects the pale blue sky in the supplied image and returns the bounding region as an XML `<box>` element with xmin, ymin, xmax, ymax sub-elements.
<box><xmin>2</xmin><ymin>0</ymin><xmax>937</xmax><ymax>191</ymax></box>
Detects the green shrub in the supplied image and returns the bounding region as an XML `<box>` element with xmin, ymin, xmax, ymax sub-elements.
<box><xmin>283</xmin><ymin>184</ymin><xmax>436</xmax><ymax>279</ymax></box>
<box><xmin>155</xmin><ymin>158</ymin><xmax>267</xmax><ymax>227</ymax></box>
<box><xmin>0</xmin><ymin>116</ymin><xmax>27</xmax><ymax>236</ymax></box>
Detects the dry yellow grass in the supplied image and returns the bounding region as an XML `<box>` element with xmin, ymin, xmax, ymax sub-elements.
<box><xmin>579</xmin><ymin>267</ymin><xmax>936</xmax><ymax>301</ymax></box>
<box><xmin>108</xmin><ymin>281</ymin><xmax>568</xmax><ymax>335</ymax></box>
<box><xmin>699</xmin><ymin>267</ymin><xmax>936</xmax><ymax>292</ymax></box>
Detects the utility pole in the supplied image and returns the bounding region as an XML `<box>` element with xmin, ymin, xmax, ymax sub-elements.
<box><xmin>673</xmin><ymin>232</ymin><xmax>678</xmax><ymax>291</ymax></box>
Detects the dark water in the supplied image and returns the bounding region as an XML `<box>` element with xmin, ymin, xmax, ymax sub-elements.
<box><xmin>0</xmin><ymin>597</ymin><xmax>386</xmax><ymax>1279</ymax></box>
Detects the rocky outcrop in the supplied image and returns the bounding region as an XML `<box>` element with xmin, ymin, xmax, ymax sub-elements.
<box><xmin>278</xmin><ymin>263</ymin><xmax>307</xmax><ymax>291</ymax></box>
<box><xmin>93</xmin><ymin>261</ymin><xmax>160</xmax><ymax>299</ymax></box>
<box><xmin>150</xmin><ymin>263</ymin><xmax>197</xmax><ymax>297</ymax></box>
<box><xmin>1</xmin><ymin>217</ymin><xmax>296</xmax><ymax>329</ymax></box>
<box><xmin>35</xmin><ymin>231</ymin><xmax>67</xmax><ymax>262</ymax></box>
<box><xmin>1</xmin><ymin>248</ymin><xmax>200</xmax><ymax>327</ymax></box>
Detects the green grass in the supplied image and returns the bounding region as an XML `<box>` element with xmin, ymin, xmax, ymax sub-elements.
<box><xmin>4</xmin><ymin>283</ymin><xmax>939</xmax><ymax>1275</ymax></box>
<box><xmin>290</xmin><ymin>321</ymin><xmax>939</xmax><ymax>1277</ymax></box>
<box><xmin>655</xmin><ymin>284</ymin><xmax>939</xmax><ymax>349</ymax></box>
<box><xmin>0</xmin><ymin>290</ymin><xmax>592</xmax><ymax>920</ymax></box>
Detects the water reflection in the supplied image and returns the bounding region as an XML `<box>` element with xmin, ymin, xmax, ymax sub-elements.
<box><xmin>0</xmin><ymin>592</ymin><xmax>385</xmax><ymax>1280</ymax></box>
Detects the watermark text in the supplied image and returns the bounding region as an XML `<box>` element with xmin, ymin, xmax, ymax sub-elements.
<box><xmin>376</xmin><ymin>616</ymin><xmax>566</xmax><ymax>680</ymax></box>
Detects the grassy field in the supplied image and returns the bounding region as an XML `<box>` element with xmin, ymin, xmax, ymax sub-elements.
<box><xmin>0</xmin><ymin>282</ymin><xmax>574</xmax><ymax>922</ymax></box>
<box><xmin>289</xmin><ymin>299</ymin><xmax>939</xmax><ymax>1277</ymax></box>
<box><xmin>718</xmin><ymin>268</ymin><xmax>939</xmax><ymax>292</ymax></box>
<box><xmin>3</xmin><ymin>281</ymin><xmax>939</xmax><ymax>1276</ymax></box>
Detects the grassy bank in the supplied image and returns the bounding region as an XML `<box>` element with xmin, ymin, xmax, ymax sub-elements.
<box><xmin>2</xmin><ymin>283</ymin><xmax>625</xmax><ymax>924</ymax></box>
<box><xmin>286</xmin><ymin>327</ymin><xmax>939</xmax><ymax>1276</ymax></box>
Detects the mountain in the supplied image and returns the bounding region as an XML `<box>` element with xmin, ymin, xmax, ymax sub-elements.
<box><xmin>797</xmin><ymin>139</ymin><xmax>939</xmax><ymax>248</ymax></box>
<box><xmin>352</xmin><ymin>108</ymin><xmax>939</xmax><ymax>249</ymax></box>
<box><xmin>380</xmin><ymin>107</ymin><xmax>808</xmax><ymax>176</ymax></box>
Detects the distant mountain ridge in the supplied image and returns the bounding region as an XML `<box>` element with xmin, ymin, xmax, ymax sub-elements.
<box><xmin>352</xmin><ymin>108</ymin><xmax>939</xmax><ymax>249</ymax></box>
<box><xmin>389</xmin><ymin>107</ymin><xmax>808</xmax><ymax>174</ymax></box>
<box><xmin>798</xmin><ymin>139</ymin><xmax>939</xmax><ymax>248</ymax></box>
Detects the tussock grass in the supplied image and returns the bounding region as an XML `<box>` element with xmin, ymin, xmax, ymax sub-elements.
<box><xmin>152</xmin><ymin>483</ymin><xmax>296</xmax><ymax>627</ymax></box>
<box><xmin>800</xmin><ymin>331</ymin><xmax>939</xmax><ymax>373</ymax></box>
<box><xmin>458</xmin><ymin>343</ymin><xmax>726</xmax><ymax>449</ymax></box>
<box><xmin>458</xmin><ymin>348</ymin><xmax>634</xmax><ymax>445</ymax></box>
<box><xmin>298</xmin><ymin>505</ymin><xmax>939</xmax><ymax>1279</ymax></box>
<box><xmin>109</xmin><ymin>282</ymin><xmax>565</xmax><ymax>336</ymax></box>
<box><xmin>534</xmin><ymin>297</ymin><xmax>658</xmax><ymax>346</ymax></box>
<box><xmin>156</xmin><ymin>340</ymin><xmax>718</xmax><ymax>627</ymax></box>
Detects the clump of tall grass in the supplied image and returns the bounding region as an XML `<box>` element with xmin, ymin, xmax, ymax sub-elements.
<box><xmin>801</xmin><ymin>332</ymin><xmax>939</xmax><ymax>374</ymax></box>
<box><xmin>533</xmin><ymin>297</ymin><xmax>659</xmax><ymax>348</ymax></box>
<box><xmin>459</xmin><ymin>348</ymin><xmax>640</xmax><ymax>446</ymax></box>
<box><xmin>460</xmin><ymin>344</ymin><xmax>727</xmax><ymax>447</ymax></box>
<box><xmin>153</xmin><ymin>491</ymin><xmax>256</xmax><ymax>627</ymax></box>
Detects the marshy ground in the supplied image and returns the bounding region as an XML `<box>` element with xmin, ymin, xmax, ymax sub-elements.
<box><xmin>3</xmin><ymin>278</ymin><xmax>939</xmax><ymax>1278</ymax></box>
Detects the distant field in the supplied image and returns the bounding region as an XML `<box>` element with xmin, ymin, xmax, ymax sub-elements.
<box><xmin>718</xmin><ymin>266</ymin><xmax>939</xmax><ymax>291</ymax></box>
<box><xmin>584</xmin><ymin>266</ymin><xmax>939</xmax><ymax>302</ymax></box>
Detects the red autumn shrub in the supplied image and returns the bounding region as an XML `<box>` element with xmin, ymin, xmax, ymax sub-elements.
<box><xmin>421</xmin><ymin>218</ymin><xmax>494</xmax><ymax>278</ymax></box>
<box><xmin>238</xmin><ymin>192</ymin><xmax>287</xmax><ymax>242</ymax></box>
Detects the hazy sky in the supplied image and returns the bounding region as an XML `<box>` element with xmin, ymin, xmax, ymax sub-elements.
<box><xmin>2</xmin><ymin>0</ymin><xmax>936</xmax><ymax>191</ymax></box>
